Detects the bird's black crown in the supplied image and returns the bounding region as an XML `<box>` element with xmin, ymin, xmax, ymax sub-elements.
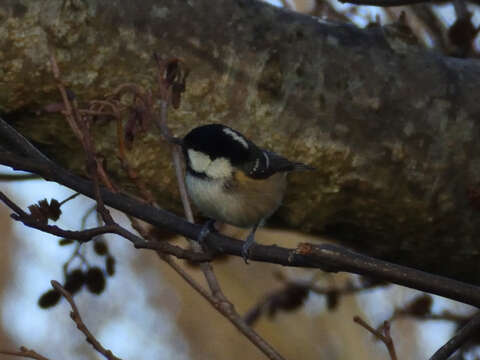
<box><xmin>182</xmin><ymin>124</ymin><xmax>252</xmax><ymax>165</ymax></box>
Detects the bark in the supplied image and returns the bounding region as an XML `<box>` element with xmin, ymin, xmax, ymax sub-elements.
<box><xmin>1</xmin><ymin>0</ymin><xmax>480</xmax><ymax>283</ymax></box>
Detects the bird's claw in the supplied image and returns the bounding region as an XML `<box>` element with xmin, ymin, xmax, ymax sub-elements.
<box><xmin>241</xmin><ymin>229</ymin><xmax>257</xmax><ymax>264</ymax></box>
<box><xmin>241</xmin><ymin>242</ymin><xmax>252</xmax><ymax>264</ymax></box>
<box><xmin>197</xmin><ymin>219</ymin><xmax>216</xmax><ymax>246</ymax></box>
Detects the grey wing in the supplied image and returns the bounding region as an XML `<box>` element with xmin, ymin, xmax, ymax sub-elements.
<box><xmin>245</xmin><ymin>150</ymin><xmax>314</xmax><ymax>179</ymax></box>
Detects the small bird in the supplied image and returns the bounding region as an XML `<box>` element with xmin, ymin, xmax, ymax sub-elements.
<box><xmin>182</xmin><ymin>123</ymin><xmax>313</xmax><ymax>262</ymax></box>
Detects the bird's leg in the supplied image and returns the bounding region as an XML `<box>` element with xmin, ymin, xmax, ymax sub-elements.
<box><xmin>197</xmin><ymin>219</ymin><xmax>216</xmax><ymax>248</ymax></box>
<box><xmin>241</xmin><ymin>223</ymin><xmax>260</xmax><ymax>264</ymax></box>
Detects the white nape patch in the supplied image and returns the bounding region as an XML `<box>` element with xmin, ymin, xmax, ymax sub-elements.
<box><xmin>205</xmin><ymin>157</ymin><xmax>233</xmax><ymax>179</ymax></box>
<box><xmin>188</xmin><ymin>149</ymin><xmax>211</xmax><ymax>173</ymax></box>
<box><xmin>223</xmin><ymin>128</ymin><xmax>249</xmax><ymax>149</ymax></box>
<box><xmin>263</xmin><ymin>151</ymin><xmax>270</xmax><ymax>169</ymax></box>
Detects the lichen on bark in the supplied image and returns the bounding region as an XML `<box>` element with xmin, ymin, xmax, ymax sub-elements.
<box><xmin>2</xmin><ymin>0</ymin><xmax>480</xmax><ymax>283</ymax></box>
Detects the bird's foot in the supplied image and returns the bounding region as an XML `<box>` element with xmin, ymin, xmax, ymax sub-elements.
<box><xmin>241</xmin><ymin>231</ymin><xmax>256</xmax><ymax>264</ymax></box>
<box><xmin>197</xmin><ymin>220</ymin><xmax>216</xmax><ymax>248</ymax></box>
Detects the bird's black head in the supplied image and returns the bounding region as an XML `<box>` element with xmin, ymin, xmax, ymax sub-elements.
<box><xmin>182</xmin><ymin>124</ymin><xmax>252</xmax><ymax>166</ymax></box>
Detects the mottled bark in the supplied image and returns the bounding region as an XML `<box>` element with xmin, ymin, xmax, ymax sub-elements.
<box><xmin>1</xmin><ymin>0</ymin><xmax>480</xmax><ymax>283</ymax></box>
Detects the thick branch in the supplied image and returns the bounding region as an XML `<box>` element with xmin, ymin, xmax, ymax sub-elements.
<box><xmin>2</xmin><ymin>124</ymin><xmax>480</xmax><ymax>309</ymax></box>
<box><xmin>2</xmin><ymin>0</ymin><xmax>480</xmax><ymax>283</ymax></box>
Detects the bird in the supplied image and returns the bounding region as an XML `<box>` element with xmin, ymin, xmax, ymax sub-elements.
<box><xmin>181</xmin><ymin>123</ymin><xmax>313</xmax><ymax>262</ymax></box>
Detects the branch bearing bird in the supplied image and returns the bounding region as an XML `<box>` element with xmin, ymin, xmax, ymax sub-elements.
<box><xmin>182</xmin><ymin>124</ymin><xmax>313</xmax><ymax>261</ymax></box>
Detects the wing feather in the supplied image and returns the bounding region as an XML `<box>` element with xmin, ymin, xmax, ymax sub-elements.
<box><xmin>244</xmin><ymin>149</ymin><xmax>314</xmax><ymax>179</ymax></box>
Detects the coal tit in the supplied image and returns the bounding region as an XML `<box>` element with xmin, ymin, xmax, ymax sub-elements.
<box><xmin>182</xmin><ymin>124</ymin><xmax>313</xmax><ymax>261</ymax></box>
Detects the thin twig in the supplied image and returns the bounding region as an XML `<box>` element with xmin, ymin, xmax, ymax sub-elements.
<box><xmin>114</xmin><ymin>105</ymin><xmax>155</xmax><ymax>203</ymax></box>
<box><xmin>137</xmin><ymin>56</ymin><xmax>284</xmax><ymax>356</ymax></box>
<box><xmin>429</xmin><ymin>311</ymin><xmax>480</xmax><ymax>360</ymax></box>
<box><xmin>354</xmin><ymin>316</ymin><xmax>397</xmax><ymax>360</ymax></box>
<box><xmin>151</xmin><ymin>58</ymin><xmax>284</xmax><ymax>360</ymax></box>
<box><xmin>48</xmin><ymin>48</ymin><xmax>83</xmax><ymax>142</ymax></box>
<box><xmin>49</xmin><ymin>49</ymin><xmax>115</xmax><ymax>226</ymax></box>
<box><xmin>132</xmin><ymin>218</ymin><xmax>285</xmax><ymax>360</ymax></box>
<box><xmin>244</xmin><ymin>277</ymin><xmax>387</xmax><ymax>325</ymax></box>
<box><xmin>59</xmin><ymin>192</ymin><xmax>80</xmax><ymax>206</ymax></box>
<box><xmin>0</xmin><ymin>190</ymin><xmax>211</xmax><ymax>263</ymax></box>
<box><xmin>168</xmin><ymin>114</ymin><xmax>227</xmax><ymax>298</ymax></box>
<box><xmin>62</xmin><ymin>242</ymin><xmax>84</xmax><ymax>274</ymax></box>
<box><xmin>61</xmin><ymin>204</ymin><xmax>94</xmax><ymax>273</ymax></box>
<box><xmin>72</xmin><ymin>98</ymin><xmax>115</xmax><ymax>225</ymax></box>
<box><xmin>0</xmin><ymin>347</ymin><xmax>51</xmax><ymax>360</ymax></box>
<box><xmin>51</xmin><ymin>281</ymin><xmax>122</xmax><ymax>360</ymax></box>
<box><xmin>153</xmin><ymin>58</ymin><xmax>228</xmax><ymax>300</ymax></box>
<box><xmin>161</xmin><ymin>247</ymin><xmax>291</xmax><ymax>359</ymax></box>
<box><xmin>391</xmin><ymin>310</ymin><xmax>472</xmax><ymax>324</ymax></box>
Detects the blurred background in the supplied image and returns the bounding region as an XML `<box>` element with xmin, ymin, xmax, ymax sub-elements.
<box><xmin>1</xmin><ymin>0</ymin><xmax>480</xmax><ymax>359</ymax></box>
<box><xmin>0</xmin><ymin>163</ymin><xmax>477</xmax><ymax>360</ymax></box>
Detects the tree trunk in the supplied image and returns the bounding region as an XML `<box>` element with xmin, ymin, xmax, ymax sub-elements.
<box><xmin>2</xmin><ymin>0</ymin><xmax>480</xmax><ymax>283</ymax></box>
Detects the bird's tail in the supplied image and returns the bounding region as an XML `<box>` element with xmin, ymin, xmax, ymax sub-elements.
<box><xmin>291</xmin><ymin>162</ymin><xmax>315</xmax><ymax>171</ymax></box>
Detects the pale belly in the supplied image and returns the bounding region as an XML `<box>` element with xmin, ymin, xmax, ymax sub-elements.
<box><xmin>185</xmin><ymin>173</ymin><xmax>286</xmax><ymax>227</ymax></box>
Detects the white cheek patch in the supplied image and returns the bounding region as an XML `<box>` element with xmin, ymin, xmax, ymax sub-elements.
<box><xmin>188</xmin><ymin>149</ymin><xmax>211</xmax><ymax>173</ymax></box>
<box><xmin>223</xmin><ymin>128</ymin><xmax>249</xmax><ymax>149</ymax></box>
<box><xmin>205</xmin><ymin>157</ymin><xmax>233</xmax><ymax>179</ymax></box>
